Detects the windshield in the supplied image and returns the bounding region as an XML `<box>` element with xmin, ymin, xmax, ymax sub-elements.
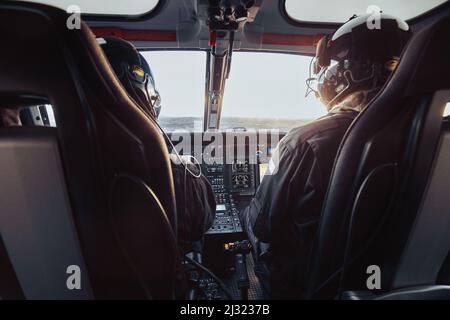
<box><xmin>221</xmin><ymin>52</ymin><xmax>327</xmax><ymax>131</ymax></box>
<box><xmin>141</xmin><ymin>51</ymin><xmax>328</xmax><ymax>132</ymax></box>
<box><xmin>141</xmin><ymin>51</ymin><xmax>206</xmax><ymax>131</ymax></box>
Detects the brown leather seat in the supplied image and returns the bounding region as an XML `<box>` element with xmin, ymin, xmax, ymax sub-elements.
<box><xmin>0</xmin><ymin>1</ymin><xmax>178</xmax><ymax>299</ymax></box>
<box><xmin>307</xmin><ymin>12</ymin><xmax>450</xmax><ymax>299</ymax></box>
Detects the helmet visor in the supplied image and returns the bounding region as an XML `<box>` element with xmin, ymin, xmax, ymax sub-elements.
<box><xmin>306</xmin><ymin>58</ymin><xmax>339</xmax><ymax>96</ymax></box>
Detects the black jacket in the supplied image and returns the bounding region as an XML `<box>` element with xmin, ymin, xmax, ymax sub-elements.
<box><xmin>171</xmin><ymin>161</ymin><xmax>216</xmax><ymax>253</ymax></box>
<box><xmin>240</xmin><ymin>109</ymin><xmax>359</xmax><ymax>298</ymax></box>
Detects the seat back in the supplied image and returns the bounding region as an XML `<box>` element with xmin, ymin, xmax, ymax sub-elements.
<box><xmin>306</xmin><ymin>14</ymin><xmax>450</xmax><ymax>298</ymax></box>
<box><xmin>0</xmin><ymin>128</ymin><xmax>93</xmax><ymax>299</ymax></box>
<box><xmin>393</xmin><ymin>113</ymin><xmax>450</xmax><ymax>288</ymax></box>
<box><xmin>0</xmin><ymin>1</ymin><xmax>177</xmax><ymax>299</ymax></box>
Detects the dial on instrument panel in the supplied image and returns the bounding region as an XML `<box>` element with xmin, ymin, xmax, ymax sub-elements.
<box><xmin>232</xmin><ymin>174</ymin><xmax>250</xmax><ymax>186</ymax></box>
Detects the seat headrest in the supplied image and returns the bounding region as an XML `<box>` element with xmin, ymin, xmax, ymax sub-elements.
<box><xmin>0</xmin><ymin>0</ymin><xmax>140</xmax><ymax>118</ymax></box>
<box><xmin>398</xmin><ymin>16</ymin><xmax>450</xmax><ymax>95</ymax></box>
<box><xmin>345</xmin><ymin>13</ymin><xmax>450</xmax><ymax>140</ymax></box>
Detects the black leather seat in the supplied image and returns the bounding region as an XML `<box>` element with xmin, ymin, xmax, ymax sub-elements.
<box><xmin>306</xmin><ymin>13</ymin><xmax>450</xmax><ymax>299</ymax></box>
<box><xmin>0</xmin><ymin>1</ymin><xmax>178</xmax><ymax>299</ymax></box>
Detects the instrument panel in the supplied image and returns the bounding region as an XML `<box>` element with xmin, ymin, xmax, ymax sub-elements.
<box><xmin>202</xmin><ymin>161</ymin><xmax>259</xmax><ymax>271</ymax></box>
<box><xmin>202</xmin><ymin>160</ymin><xmax>259</xmax><ymax>197</ymax></box>
<box><xmin>167</xmin><ymin>131</ymin><xmax>282</xmax><ymax>272</ymax></box>
<box><xmin>202</xmin><ymin>161</ymin><xmax>259</xmax><ymax>240</ymax></box>
<box><xmin>230</xmin><ymin>161</ymin><xmax>257</xmax><ymax>195</ymax></box>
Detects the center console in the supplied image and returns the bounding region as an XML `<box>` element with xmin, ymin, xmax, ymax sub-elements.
<box><xmin>201</xmin><ymin>161</ymin><xmax>260</xmax><ymax>273</ymax></box>
<box><xmin>202</xmin><ymin>161</ymin><xmax>259</xmax><ymax>240</ymax></box>
<box><xmin>167</xmin><ymin>131</ymin><xmax>282</xmax><ymax>298</ymax></box>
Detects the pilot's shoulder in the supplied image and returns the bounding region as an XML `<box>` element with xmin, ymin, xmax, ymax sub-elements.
<box><xmin>280</xmin><ymin>113</ymin><xmax>356</xmax><ymax>152</ymax></box>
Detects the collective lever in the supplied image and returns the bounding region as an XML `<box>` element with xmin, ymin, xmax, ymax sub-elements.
<box><xmin>224</xmin><ymin>240</ymin><xmax>252</xmax><ymax>300</ymax></box>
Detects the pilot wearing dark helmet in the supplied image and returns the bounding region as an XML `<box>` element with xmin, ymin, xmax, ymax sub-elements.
<box><xmin>240</xmin><ymin>13</ymin><xmax>411</xmax><ymax>299</ymax></box>
<box><xmin>99</xmin><ymin>36</ymin><xmax>216</xmax><ymax>255</ymax></box>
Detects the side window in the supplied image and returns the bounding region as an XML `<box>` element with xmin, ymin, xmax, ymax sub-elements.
<box><xmin>42</xmin><ymin>104</ymin><xmax>56</xmax><ymax>127</ymax></box>
<box><xmin>19</xmin><ymin>104</ymin><xmax>56</xmax><ymax>127</ymax></box>
<box><xmin>1</xmin><ymin>102</ymin><xmax>56</xmax><ymax>128</ymax></box>
<box><xmin>444</xmin><ymin>102</ymin><xmax>450</xmax><ymax>118</ymax></box>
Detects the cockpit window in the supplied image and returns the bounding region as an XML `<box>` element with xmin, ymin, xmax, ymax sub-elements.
<box><xmin>19</xmin><ymin>0</ymin><xmax>159</xmax><ymax>16</ymax></box>
<box><xmin>444</xmin><ymin>102</ymin><xmax>450</xmax><ymax>118</ymax></box>
<box><xmin>140</xmin><ymin>51</ymin><xmax>207</xmax><ymax>131</ymax></box>
<box><xmin>284</xmin><ymin>0</ymin><xmax>447</xmax><ymax>24</ymax></box>
<box><xmin>141</xmin><ymin>51</ymin><xmax>327</xmax><ymax>132</ymax></box>
<box><xmin>220</xmin><ymin>52</ymin><xmax>327</xmax><ymax>131</ymax></box>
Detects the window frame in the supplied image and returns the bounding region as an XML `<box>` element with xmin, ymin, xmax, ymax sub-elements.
<box><xmin>280</xmin><ymin>0</ymin><xmax>450</xmax><ymax>29</ymax></box>
<box><xmin>24</xmin><ymin>0</ymin><xmax>166</xmax><ymax>21</ymax></box>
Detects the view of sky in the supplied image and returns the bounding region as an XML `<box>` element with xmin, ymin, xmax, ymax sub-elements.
<box><xmin>23</xmin><ymin>0</ymin><xmax>159</xmax><ymax>15</ymax></box>
<box><xmin>141</xmin><ymin>51</ymin><xmax>327</xmax><ymax>120</ymax></box>
<box><xmin>285</xmin><ymin>0</ymin><xmax>447</xmax><ymax>23</ymax></box>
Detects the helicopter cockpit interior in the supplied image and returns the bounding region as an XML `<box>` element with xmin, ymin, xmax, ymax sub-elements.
<box><xmin>1</xmin><ymin>0</ymin><xmax>450</xmax><ymax>302</ymax></box>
